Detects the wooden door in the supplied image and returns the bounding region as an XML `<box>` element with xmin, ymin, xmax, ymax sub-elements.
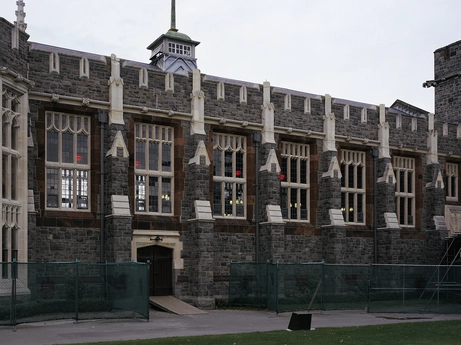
<box><xmin>137</xmin><ymin>245</ymin><xmax>173</xmax><ymax>296</ymax></box>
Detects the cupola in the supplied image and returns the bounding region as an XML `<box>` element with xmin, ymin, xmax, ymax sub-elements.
<box><xmin>147</xmin><ymin>0</ymin><xmax>200</xmax><ymax>73</ymax></box>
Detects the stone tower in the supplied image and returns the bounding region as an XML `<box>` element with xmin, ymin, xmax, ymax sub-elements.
<box><xmin>147</xmin><ymin>0</ymin><xmax>200</xmax><ymax>73</ymax></box>
<box><xmin>430</xmin><ymin>40</ymin><xmax>461</xmax><ymax>123</ymax></box>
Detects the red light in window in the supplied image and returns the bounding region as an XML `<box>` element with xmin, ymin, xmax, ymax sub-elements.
<box><xmin>76</xmin><ymin>155</ymin><xmax>81</xmax><ymax>161</ymax></box>
<box><xmin>136</xmin><ymin>160</ymin><xmax>140</xmax><ymax>167</ymax></box>
<box><xmin>280</xmin><ymin>173</ymin><xmax>285</xmax><ymax>181</ymax></box>
<box><xmin>236</xmin><ymin>170</ymin><xmax>241</xmax><ymax>177</ymax></box>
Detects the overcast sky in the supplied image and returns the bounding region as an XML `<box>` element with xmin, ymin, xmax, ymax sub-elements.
<box><xmin>2</xmin><ymin>0</ymin><xmax>461</xmax><ymax>113</ymax></box>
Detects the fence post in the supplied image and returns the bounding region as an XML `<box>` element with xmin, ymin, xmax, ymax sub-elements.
<box><xmin>367</xmin><ymin>265</ymin><xmax>371</xmax><ymax>313</ymax></box>
<box><xmin>321</xmin><ymin>261</ymin><xmax>325</xmax><ymax>310</ymax></box>
<box><xmin>402</xmin><ymin>265</ymin><xmax>405</xmax><ymax>308</ymax></box>
<box><xmin>275</xmin><ymin>261</ymin><xmax>279</xmax><ymax>314</ymax></box>
<box><xmin>75</xmin><ymin>259</ymin><xmax>79</xmax><ymax>323</ymax></box>
<box><xmin>10</xmin><ymin>259</ymin><xmax>18</xmax><ymax>327</ymax></box>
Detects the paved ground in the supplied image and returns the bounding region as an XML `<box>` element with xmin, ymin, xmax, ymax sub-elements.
<box><xmin>1</xmin><ymin>309</ymin><xmax>461</xmax><ymax>345</ymax></box>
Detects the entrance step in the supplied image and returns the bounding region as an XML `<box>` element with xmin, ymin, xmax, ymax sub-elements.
<box><xmin>149</xmin><ymin>295</ymin><xmax>208</xmax><ymax>315</ymax></box>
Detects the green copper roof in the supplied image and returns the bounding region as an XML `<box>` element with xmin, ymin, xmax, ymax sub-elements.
<box><xmin>147</xmin><ymin>29</ymin><xmax>200</xmax><ymax>50</ymax></box>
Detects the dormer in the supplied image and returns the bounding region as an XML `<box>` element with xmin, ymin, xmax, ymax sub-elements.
<box><xmin>147</xmin><ymin>0</ymin><xmax>200</xmax><ymax>73</ymax></box>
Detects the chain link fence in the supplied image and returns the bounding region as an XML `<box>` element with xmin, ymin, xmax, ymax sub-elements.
<box><xmin>0</xmin><ymin>261</ymin><xmax>150</xmax><ymax>326</ymax></box>
<box><xmin>229</xmin><ymin>262</ymin><xmax>461</xmax><ymax>314</ymax></box>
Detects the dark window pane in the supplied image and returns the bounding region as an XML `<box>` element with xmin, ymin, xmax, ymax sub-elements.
<box><xmin>47</xmin><ymin>131</ymin><xmax>59</xmax><ymax>162</ymax></box>
<box><xmin>300</xmin><ymin>189</ymin><xmax>308</xmax><ymax>220</ymax></box>
<box><xmin>136</xmin><ymin>141</ymin><xmax>145</xmax><ymax>169</ymax></box>
<box><xmin>281</xmin><ymin>187</ymin><xmax>288</xmax><ymax>219</ymax></box>
<box><xmin>62</xmin><ymin>131</ymin><xmax>73</xmax><ymax>163</ymax></box>
<box><xmin>348</xmin><ymin>192</ymin><xmax>354</xmax><ymax>222</ymax></box>
<box><xmin>399</xmin><ymin>199</ymin><xmax>405</xmax><ymax>224</ymax></box>
<box><xmin>213</xmin><ymin>182</ymin><xmax>222</xmax><ymax>215</ymax></box>
<box><xmin>407</xmin><ymin>171</ymin><xmax>413</xmax><ymax>193</ymax></box>
<box><xmin>340</xmin><ymin>164</ymin><xmax>346</xmax><ymax>188</ymax></box>
<box><xmin>290</xmin><ymin>158</ymin><xmax>298</xmax><ymax>183</ymax></box>
<box><xmin>224</xmin><ymin>151</ymin><xmax>233</xmax><ymax>177</ymax></box>
<box><xmin>400</xmin><ymin>171</ymin><xmax>405</xmax><ymax>193</ymax></box>
<box><xmin>149</xmin><ymin>142</ymin><xmax>159</xmax><ymax>171</ymax></box>
<box><xmin>407</xmin><ymin>198</ymin><xmax>413</xmax><ymax>225</ymax></box>
<box><xmin>77</xmin><ymin>133</ymin><xmax>88</xmax><ymax>164</ymax></box>
<box><xmin>290</xmin><ymin>190</ymin><xmax>297</xmax><ymax>219</ymax></box>
<box><xmin>348</xmin><ymin>165</ymin><xmax>354</xmax><ymax>189</ymax></box>
<box><xmin>46</xmin><ymin>169</ymin><xmax>59</xmax><ymax>207</ymax></box>
<box><xmin>357</xmin><ymin>166</ymin><xmax>363</xmax><ymax>189</ymax></box>
<box><xmin>162</xmin><ymin>144</ymin><xmax>172</xmax><ymax>172</ymax></box>
<box><xmin>213</xmin><ymin>150</ymin><xmax>222</xmax><ymax>176</ymax></box>
<box><xmin>236</xmin><ymin>151</ymin><xmax>244</xmax><ymax>178</ymax></box>
<box><xmin>149</xmin><ymin>177</ymin><xmax>159</xmax><ymax>212</ymax></box>
<box><xmin>300</xmin><ymin>160</ymin><xmax>307</xmax><ymax>184</ymax></box>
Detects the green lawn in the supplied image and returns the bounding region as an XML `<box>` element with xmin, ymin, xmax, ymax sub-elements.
<box><xmin>70</xmin><ymin>320</ymin><xmax>461</xmax><ymax>345</ymax></box>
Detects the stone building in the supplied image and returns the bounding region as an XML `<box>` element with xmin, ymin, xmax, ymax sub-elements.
<box><xmin>1</xmin><ymin>1</ymin><xmax>460</xmax><ymax>306</ymax></box>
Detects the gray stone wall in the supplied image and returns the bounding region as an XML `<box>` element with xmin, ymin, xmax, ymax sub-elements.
<box><xmin>0</xmin><ymin>18</ymin><xmax>29</xmax><ymax>76</ymax></box>
<box><xmin>434</xmin><ymin>40</ymin><xmax>461</xmax><ymax>123</ymax></box>
<box><xmin>201</xmin><ymin>80</ymin><xmax>262</xmax><ymax>123</ymax></box>
<box><xmin>33</xmin><ymin>226</ymin><xmax>100</xmax><ymax>262</ymax></box>
<box><xmin>437</xmin><ymin>121</ymin><xmax>460</xmax><ymax>154</ymax></box>
<box><xmin>334</xmin><ymin>105</ymin><xmax>379</xmax><ymax>141</ymax></box>
<box><xmin>284</xmin><ymin>235</ymin><xmax>323</xmax><ymax>262</ymax></box>
<box><xmin>274</xmin><ymin>95</ymin><xmax>324</xmax><ymax>131</ymax></box>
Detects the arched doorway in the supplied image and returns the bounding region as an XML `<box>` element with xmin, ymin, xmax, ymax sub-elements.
<box><xmin>137</xmin><ymin>245</ymin><xmax>173</xmax><ymax>296</ymax></box>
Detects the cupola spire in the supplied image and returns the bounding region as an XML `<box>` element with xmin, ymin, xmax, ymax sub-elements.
<box><xmin>170</xmin><ymin>0</ymin><xmax>177</xmax><ymax>32</ymax></box>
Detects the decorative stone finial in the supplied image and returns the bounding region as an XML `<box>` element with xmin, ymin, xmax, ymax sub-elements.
<box><xmin>15</xmin><ymin>0</ymin><xmax>27</xmax><ymax>32</ymax></box>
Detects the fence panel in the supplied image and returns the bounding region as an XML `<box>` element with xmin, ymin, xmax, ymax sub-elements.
<box><xmin>368</xmin><ymin>265</ymin><xmax>461</xmax><ymax>313</ymax></box>
<box><xmin>0</xmin><ymin>261</ymin><xmax>150</xmax><ymax>326</ymax></box>
<box><xmin>228</xmin><ymin>262</ymin><xmax>267</xmax><ymax>308</ymax></box>
<box><xmin>229</xmin><ymin>262</ymin><xmax>461</xmax><ymax>314</ymax></box>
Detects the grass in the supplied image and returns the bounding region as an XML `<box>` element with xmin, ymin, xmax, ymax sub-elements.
<box><xmin>68</xmin><ymin>320</ymin><xmax>461</xmax><ymax>345</ymax></box>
